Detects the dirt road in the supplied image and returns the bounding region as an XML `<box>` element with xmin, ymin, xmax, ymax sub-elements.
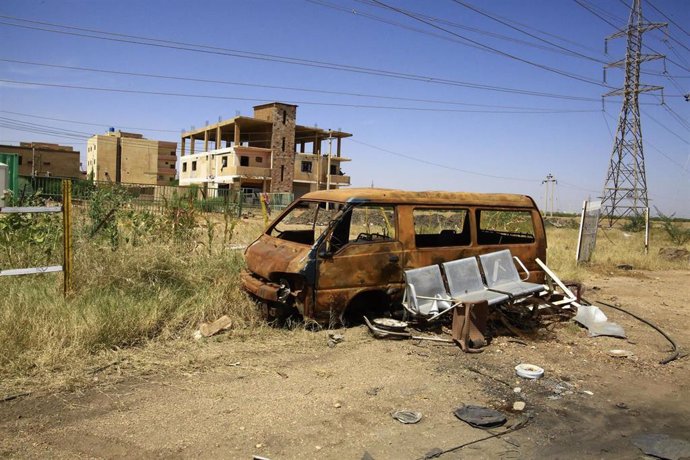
<box><xmin>2</xmin><ymin>270</ymin><xmax>689</xmax><ymax>459</ymax></box>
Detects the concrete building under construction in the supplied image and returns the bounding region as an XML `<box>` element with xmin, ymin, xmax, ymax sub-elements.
<box><xmin>0</xmin><ymin>142</ymin><xmax>81</xmax><ymax>178</ymax></box>
<box><xmin>178</xmin><ymin>102</ymin><xmax>351</xmax><ymax>198</ymax></box>
<box><xmin>86</xmin><ymin>129</ymin><xmax>177</xmax><ymax>186</ymax></box>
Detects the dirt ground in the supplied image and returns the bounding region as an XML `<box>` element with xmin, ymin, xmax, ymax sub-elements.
<box><xmin>1</xmin><ymin>270</ymin><xmax>689</xmax><ymax>459</ymax></box>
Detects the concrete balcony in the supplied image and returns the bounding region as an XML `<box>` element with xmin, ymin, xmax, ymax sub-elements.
<box><xmin>235</xmin><ymin>165</ymin><xmax>271</xmax><ymax>179</ymax></box>
<box><xmin>328</xmin><ymin>174</ymin><xmax>350</xmax><ymax>185</ymax></box>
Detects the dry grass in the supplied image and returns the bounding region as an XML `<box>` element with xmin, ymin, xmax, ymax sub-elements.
<box><xmin>546</xmin><ymin>221</ymin><xmax>690</xmax><ymax>281</ymax></box>
<box><xmin>0</xmin><ymin>206</ymin><xmax>273</xmax><ymax>392</ymax></box>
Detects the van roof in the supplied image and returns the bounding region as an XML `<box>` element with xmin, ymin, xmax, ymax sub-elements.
<box><xmin>301</xmin><ymin>188</ymin><xmax>537</xmax><ymax>207</ymax></box>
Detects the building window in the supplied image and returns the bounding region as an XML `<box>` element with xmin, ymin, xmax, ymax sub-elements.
<box><xmin>192</xmin><ymin>161</ymin><xmax>197</xmax><ymax>171</ymax></box>
<box><xmin>281</xmin><ymin>137</ymin><xmax>285</xmax><ymax>151</ymax></box>
<box><xmin>182</xmin><ymin>162</ymin><xmax>187</xmax><ymax>172</ymax></box>
<box><xmin>240</xmin><ymin>156</ymin><xmax>249</xmax><ymax>167</ymax></box>
<box><xmin>43</xmin><ymin>162</ymin><xmax>51</xmax><ymax>166</ymax></box>
<box><xmin>256</xmin><ymin>156</ymin><xmax>263</xmax><ymax>163</ymax></box>
<box><xmin>18</xmin><ymin>155</ymin><xmax>22</xmax><ymax>165</ymax></box>
<box><xmin>330</xmin><ymin>164</ymin><xmax>337</xmax><ymax>175</ymax></box>
<box><xmin>170</xmin><ymin>151</ymin><xmax>175</xmax><ymax>156</ymax></box>
<box><xmin>222</xmin><ymin>157</ymin><xmax>228</xmax><ymax>168</ymax></box>
<box><xmin>282</xmin><ymin>110</ymin><xmax>287</xmax><ymax>124</ymax></box>
<box><xmin>301</xmin><ymin>161</ymin><xmax>312</xmax><ymax>173</ymax></box>
<box><xmin>280</xmin><ymin>165</ymin><xmax>285</xmax><ymax>181</ymax></box>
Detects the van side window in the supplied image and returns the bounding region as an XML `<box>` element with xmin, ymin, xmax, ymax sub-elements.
<box><xmin>476</xmin><ymin>210</ymin><xmax>535</xmax><ymax>245</ymax></box>
<box><xmin>330</xmin><ymin>205</ymin><xmax>395</xmax><ymax>251</ymax></box>
<box><xmin>348</xmin><ymin>205</ymin><xmax>395</xmax><ymax>243</ymax></box>
<box><xmin>413</xmin><ymin>208</ymin><xmax>470</xmax><ymax>247</ymax></box>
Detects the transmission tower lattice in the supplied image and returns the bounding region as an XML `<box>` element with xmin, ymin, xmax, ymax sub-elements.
<box><xmin>600</xmin><ymin>0</ymin><xmax>666</xmax><ymax>226</ymax></box>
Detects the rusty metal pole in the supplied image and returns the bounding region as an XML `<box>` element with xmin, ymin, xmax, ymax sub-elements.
<box><xmin>62</xmin><ymin>179</ymin><xmax>73</xmax><ymax>296</ymax></box>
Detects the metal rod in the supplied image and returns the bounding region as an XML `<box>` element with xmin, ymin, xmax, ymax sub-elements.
<box><xmin>62</xmin><ymin>179</ymin><xmax>73</xmax><ymax>295</ymax></box>
<box><xmin>0</xmin><ymin>206</ymin><xmax>62</xmax><ymax>214</ymax></box>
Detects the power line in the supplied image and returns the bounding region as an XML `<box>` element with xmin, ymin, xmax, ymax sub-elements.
<box><xmin>603</xmin><ymin>109</ymin><xmax>689</xmax><ymax>175</ymax></box>
<box><xmin>310</xmin><ymin>0</ymin><xmax>606</xmax><ymax>62</ymax></box>
<box><xmin>0</xmin><ymin>109</ymin><xmax>180</xmax><ymax>133</ymax></box>
<box><xmin>450</xmin><ymin>0</ymin><xmax>606</xmax><ymax>64</ymax></box>
<box><xmin>646</xmin><ymin>0</ymin><xmax>690</xmax><ymax>38</ymax></box>
<box><xmin>0</xmin><ymin>58</ymin><xmax>600</xmax><ymax>110</ymax></box>
<box><xmin>0</xmin><ymin>78</ymin><xmax>604</xmax><ymax>114</ymax></box>
<box><xmin>350</xmin><ymin>139</ymin><xmax>539</xmax><ymax>182</ymax></box>
<box><xmin>370</xmin><ymin>0</ymin><xmax>610</xmax><ymax>88</ymax></box>
<box><xmin>643</xmin><ymin>109</ymin><xmax>689</xmax><ymax>144</ymax></box>
<box><xmin>0</xmin><ymin>15</ymin><xmax>605</xmax><ymax>102</ymax></box>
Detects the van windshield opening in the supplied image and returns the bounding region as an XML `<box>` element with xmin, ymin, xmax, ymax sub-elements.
<box><xmin>269</xmin><ymin>200</ymin><xmax>343</xmax><ymax>245</ymax></box>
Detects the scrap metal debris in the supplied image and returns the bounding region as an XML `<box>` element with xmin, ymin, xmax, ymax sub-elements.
<box><xmin>453</xmin><ymin>404</ymin><xmax>507</xmax><ymax>429</ymax></box>
<box><xmin>327</xmin><ymin>331</ymin><xmax>344</xmax><ymax>348</ymax></box>
<box><xmin>608</xmin><ymin>349</ymin><xmax>634</xmax><ymax>358</ymax></box>
<box><xmin>363</xmin><ymin>316</ymin><xmax>453</xmax><ymax>343</ymax></box>
<box><xmin>573</xmin><ymin>305</ymin><xmax>626</xmax><ymax>338</ymax></box>
<box><xmin>392</xmin><ymin>410</ymin><xmax>423</xmax><ymax>424</ymax></box>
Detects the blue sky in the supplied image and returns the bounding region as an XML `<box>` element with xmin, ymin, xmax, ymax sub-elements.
<box><xmin>0</xmin><ymin>0</ymin><xmax>688</xmax><ymax>215</ymax></box>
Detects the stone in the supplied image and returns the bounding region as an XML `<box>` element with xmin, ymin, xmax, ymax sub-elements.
<box><xmin>513</xmin><ymin>401</ymin><xmax>526</xmax><ymax>411</ymax></box>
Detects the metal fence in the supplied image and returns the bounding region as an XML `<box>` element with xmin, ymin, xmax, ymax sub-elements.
<box><xmin>16</xmin><ymin>176</ymin><xmax>294</xmax><ymax>216</ymax></box>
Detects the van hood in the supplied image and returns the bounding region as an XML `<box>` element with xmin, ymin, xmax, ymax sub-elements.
<box><xmin>244</xmin><ymin>234</ymin><xmax>314</xmax><ymax>281</ymax></box>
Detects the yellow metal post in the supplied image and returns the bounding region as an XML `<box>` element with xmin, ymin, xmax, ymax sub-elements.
<box><xmin>62</xmin><ymin>179</ymin><xmax>73</xmax><ymax>295</ymax></box>
<box><xmin>260</xmin><ymin>194</ymin><xmax>269</xmax><ymax>228</ymax></box>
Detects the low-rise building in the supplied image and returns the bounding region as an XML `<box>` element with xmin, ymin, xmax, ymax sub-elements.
<box><xmin>86</xmin><ymin>129</ymin><xmax>177</xmax><ymax>185</ymax></box>
<box><xmin>0</xmin><ymin>142</ymin><xmax>81</xmax><ymax>178</ymax></box>
<box><xmin>178</xmin><ymin>102</ymin><xmax>351</xmax><ymax>198</ymax></box>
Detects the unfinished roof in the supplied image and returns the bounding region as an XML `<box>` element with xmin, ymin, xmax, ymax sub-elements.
<box><xmin>301</xmin><ymin>188</ymin><xmax>537</xmax><ymax>207</ymax></box>
<box><xmin>181</xmin><ymin>116</ymin><xmax>272</xmax><ymax>139</ymax></box>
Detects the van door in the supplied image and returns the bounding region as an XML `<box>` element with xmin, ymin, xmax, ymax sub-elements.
<box><xmin>315</xmin><ymin>204</ymin><xmax>403</xmax><ymax>320</ymax></box>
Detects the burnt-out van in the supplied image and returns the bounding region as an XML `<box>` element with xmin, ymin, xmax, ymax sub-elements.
<box><xmin>241</xmin><ymin>188</ymin><xmax>546</xmax><ymax>325</ymax></box>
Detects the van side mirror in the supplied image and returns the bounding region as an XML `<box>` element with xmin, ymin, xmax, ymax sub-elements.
<box><xmin>318</xmin><ymin>249</ymin><xmax>333</xmax><ymax>259</ymax></box>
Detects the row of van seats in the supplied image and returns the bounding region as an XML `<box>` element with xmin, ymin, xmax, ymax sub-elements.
<box><xmin>402</xmin><ymin>249</ymin><xmax>546</xmax><ymax>319</ymax></box>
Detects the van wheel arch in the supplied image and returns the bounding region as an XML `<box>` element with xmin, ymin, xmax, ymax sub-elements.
<box><xmin>341</xmin><ymin>290</ymin><xmax>391</xmax><ymax>326</ymax></box>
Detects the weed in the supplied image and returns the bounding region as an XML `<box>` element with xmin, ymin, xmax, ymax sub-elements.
<box><xmin>622</xmin><ymin>213</ymin><xmax>646</xmax><ymax>233</ymax></box>
<box><xmin>655</xmin><ymin>207</ymin><xmax>690</xmax><ymax>246</ymax></box>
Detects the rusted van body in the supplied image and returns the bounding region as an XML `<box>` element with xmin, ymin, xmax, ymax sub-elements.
<box><xmin>241</xmin><ymin>188</ymin><xmax>546</xmax><ymax>325</ymax></box>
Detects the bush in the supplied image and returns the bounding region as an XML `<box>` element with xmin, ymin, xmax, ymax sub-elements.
<box><xmin>655</xmin><ymin>207</ymin><xmax>690</xmax><ymax>246</ymax></box>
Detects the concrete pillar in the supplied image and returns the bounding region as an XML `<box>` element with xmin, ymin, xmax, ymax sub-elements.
<box><xmin>234</xmin><ymin>123</ymin><xmax>241</xmax><ymax>147</ymax></box>
<box><xmin>190</xmin><ymin>136</ymin><xmax>195</xmax><ymax>155</ymax></box>
<box><xmin>216</xmin><ymin>126</ymin><xmax>221</xmax><ymax>150</ymax></box>
<box><xmin>204</xmin><ymin>130</ymin><xmax>209</xmax><ymax>152</ymax></box>
<box><xmin>337</xmin><ymin>137</ymin><xmax>341</xmax><ymax>157</ymax></box>
<box><xmin>181</xmin><ymin>137</ymin><xmax>186</xmax><ymax>156</ymax></box>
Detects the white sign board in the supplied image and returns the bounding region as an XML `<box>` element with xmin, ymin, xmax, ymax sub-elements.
<box><xmin>576</xmin><ymin>200</ymin><xmax>601</xmax><ymax>264</ymax></box>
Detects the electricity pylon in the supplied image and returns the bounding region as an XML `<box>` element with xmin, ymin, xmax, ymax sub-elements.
<box><xmin>600</xmin><ymin>0</ymin><xmax>666</xmax><ymax>226</ymax></box>
<box><xmin>542</xmin><ymin>173</ymin><xmax>557</xmax><ymax>217</ymax></box>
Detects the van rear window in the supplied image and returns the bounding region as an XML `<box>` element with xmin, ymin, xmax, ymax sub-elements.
<box><xmin>477</xmin><ymin>210</ymin><xmax>535</xmax><ymax>245</ymax></box>
<box><xmin>413</xmin><ymin>209</ymin><xmax>470</xmax><ymax>247</ymax></box>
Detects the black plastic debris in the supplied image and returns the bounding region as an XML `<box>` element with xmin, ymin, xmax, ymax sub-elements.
<box><xmin>632</xmin><ymin>433</ymin><xmax>690</xmax><ymax>460</ymax></box>
<box><xmin>454</xmin><ymin>404</ymin><xmax>507</xmax><ymax>428</ymax></box>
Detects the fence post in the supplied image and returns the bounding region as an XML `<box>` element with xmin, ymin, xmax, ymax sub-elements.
<box><xmin>62</xmin><ymin>179</ymin><xmax>73</xmax><ymax>295</ymax></box>
<box><xmin>237</xmin><ymin>191</ymin><xmax>243</xmax><ymax>218</ymax></box>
